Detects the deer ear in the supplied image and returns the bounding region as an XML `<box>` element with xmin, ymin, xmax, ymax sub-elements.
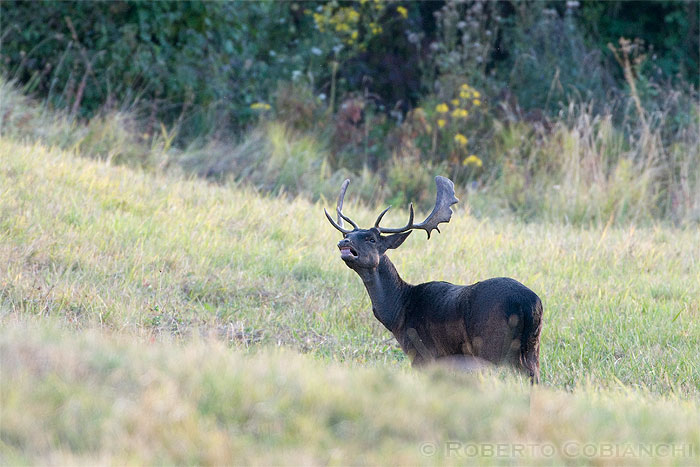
<box><xmin>382</xmin><ymin>231</ymin><xmax>412</xmax><ymax>250</ymax></box>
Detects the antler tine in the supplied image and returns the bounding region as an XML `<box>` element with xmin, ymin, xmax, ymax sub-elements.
<box><xmin>324</xmin><ymin>208</ymin><xmax>353</xmax><ymax>234</ymax></box>
<box><xmin>335</xmin><ymin>179</ymin><xmax>360</xmax><ymax>230</ymax></box>
<box><xmin>335</xmin><ymin>179</ymin><xmax>350</xmax><ymax>227</ymax></box>
<box><xmin>337</xmin><ymin>207</ymin><xmax>359</xmax><ymax>230</ymax></box>
<box><xmin>374</xmin><ymin>206</ymin><xmax>392</xmax><ymax>228</ymax></box>
<box><xmin>376</xmin><ymin>203</ymin><xmax>415</xmax><ymax>233</ymax></box>
<box><xmin>324</xmin><ymin>178</ymin><xmax>359</xmax><ymax>234</ymax></box>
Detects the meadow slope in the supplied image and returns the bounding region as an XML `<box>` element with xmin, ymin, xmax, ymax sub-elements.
<box><xmin>1</xmin><ymin>137</ymin><xmax>699</xmax><ymax>464</ymax></box>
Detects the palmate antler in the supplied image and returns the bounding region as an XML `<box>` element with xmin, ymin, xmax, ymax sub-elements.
<box><xmin>375</xmin><ymin>176</ymin><xmax>459</xmax><ymax>238</ymax></box>
<box><xmin>325</xmin><ymin>176</ymin><xmax>459</xmax><ymax>238</ymax></box>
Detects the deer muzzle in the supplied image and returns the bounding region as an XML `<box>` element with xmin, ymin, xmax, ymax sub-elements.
<box><xmin>338</xmin><ymin>240</ymin><xmax>358</xmax><ymax>260</ymax></box>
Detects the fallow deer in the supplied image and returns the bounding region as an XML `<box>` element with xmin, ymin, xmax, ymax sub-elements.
<box><xmin>325</xmin><ymin>177</ymin><xmax>543</xmax><ymax>382</ymax></box>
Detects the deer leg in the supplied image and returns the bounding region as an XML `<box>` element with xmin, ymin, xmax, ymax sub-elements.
<box><xmin>521</xmin><ymin>342</ymin><xmax>540</xmax><ymax>384</ymax></box>
<box><xmin>518</xmin><ymin>327</ymin><xmax>541</xmax><ymax>384</ymax></box>
<box><xmin>521</xmin><ymin>301</ymin><xmax>543</xmax><ymax>384</ymax></box>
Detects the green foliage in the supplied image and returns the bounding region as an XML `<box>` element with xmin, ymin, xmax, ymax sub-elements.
<box><xmin>579</xmin><ymin>1</ymin><xmax>699</xmax><ymax>83</ymax></box>
<box><xmin>427</xmin><ymin>0</ymin><xmax>501</xmax><ymax>92</ymax></box>
<box><xmin>2</xmin><ymin>0</ymin><xmax>699</xmax><ymax>224</ymax></box>
<box><xmin>497</xmin><ymin>2</ymin><xmax>611</xmax><ymax>111</ymax></box>
<box><xmin>3</xmin><ymin>0</ymin><xmax>696</xmax><ymax>129</ymax></box>
<box><xmin>307</xmin><ymin>0</ymin><xmax>390</xmax><ymax>55</ymax></box>
<box><xmin>0</xmin><ymin>1</ymin><xmax>314</xmax><ymax>137</ymax></box>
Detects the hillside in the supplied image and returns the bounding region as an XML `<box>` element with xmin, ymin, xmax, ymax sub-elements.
<box><xmin>1</xmin><ymin>137</ymin><xmax>699</xmax><ymax>464</ymax></box>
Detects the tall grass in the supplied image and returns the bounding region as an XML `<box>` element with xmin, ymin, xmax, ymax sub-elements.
<box><xmin>1</xmin><ymin>136</ymin><xmax>698</xmax><ymax>397</ymax></box>
<box><xmin>2</xmin><ymin>322</ymin><xmax>699</xmax><ymax>464</ymax></box>
<box><xmin>2</xmin><ymin>77</ymin><xmax>698</xmax><ymax>224</ymax></box>
<box><xmin>486</xmin><ymin>98</ymin><xmax>700</xmax><ymax>225</ymax></box>
<box><xmin>1</xmin><ymin>110</ymin><xmax>699</xmax><ymax>463</ymax></box>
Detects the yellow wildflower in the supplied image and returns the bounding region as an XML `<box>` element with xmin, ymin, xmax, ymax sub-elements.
<box><xmin>460</xmin><ymin>90</ymin><xmax>471</xmax><ymax>99</ymax></box>
<box><xmin>396</xmin><ymin>6</ymin><xmax>408</xmax><ymax>19</ymax></box>
<box><xmin>437</xmin><ymin>119</ymin><xmax>446</xmax><ymax>129</ymax></box>
<box><xmin>360</xmin><ymin>0</ymin><xmax>368</xmax><ymax>4</ymax></box>
<box><xmin>463</xmin><ymin>154</ymin><xmax>483</xmax><ymax>167</ymax></box>
<box><xmin>460</xmin><ymin>83</ymin><xmax>470</xmax><ymax>91</ymax></box>
<box><xmin>473</xmin><ymin>90</ymin><xmax>481</xmax><ymax>98</ymax></box>
<box><xmin>451</xmin><ymin>99</ymin><xmax>459</xmax><ymax>106</ymax></box>
<box><xmin>473</xmin><ymin>99</ymin><xmax>481</xmax><ymax>106</ymax></box>
<box><xmin>435</xmin><ymin>103</ymin><xmax>449</xmax><ymax>113</ymax></box>
<box><xmin>351</xmin><ymin>30</ymin><xmax>358</xmax><ymax>40</ymax></box>
<box><xmin>347</xmin><ymin>9</ymin><xmax>360</xmax><ymax>22</ymax></box>
<box><xmin>454</xmin><ymin>133</ymin><xmax>468</xmax><ymax>146</ymax></box>
<box><xmin>451</xmin><ymin>108</ymin><xmax>468</xmax><ymax>118</ymax></box>
<box><xmin>250</xmin><ymin>102</ymin><xmax>271</xmax><ymax>110</ymax></box>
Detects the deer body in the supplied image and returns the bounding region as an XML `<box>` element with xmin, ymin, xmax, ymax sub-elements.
<box><xmin>326</xmin><ymin>177</ymin><xmax>543</xmax><ymax>382</ymax></box>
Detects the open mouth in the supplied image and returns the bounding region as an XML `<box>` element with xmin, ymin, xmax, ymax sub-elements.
<box><xmin>339</xmin><ymin>245</ymin><xmax>358</xmax><ymax>260</ymax></box>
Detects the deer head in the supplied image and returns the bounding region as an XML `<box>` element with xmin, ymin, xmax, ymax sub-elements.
<box><xmin>324</xmin><ymin>176</ymin><xmax>459</xmax><ymax>271</ymax></box>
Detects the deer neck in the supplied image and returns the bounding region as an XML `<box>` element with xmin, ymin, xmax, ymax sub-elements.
<box><xmin>356</xmin><ymin>255</ymin><xmax>409</xmax><ymax>332</ymax></box>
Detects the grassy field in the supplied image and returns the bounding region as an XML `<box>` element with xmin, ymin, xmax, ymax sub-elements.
<box><xmin>1</xmin><ymin>137</ymin><xmax>699</xmax><ymax>464</ymax></box>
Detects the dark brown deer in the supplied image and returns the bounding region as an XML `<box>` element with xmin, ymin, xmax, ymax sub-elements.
<box><xmin>325</xmin><ymin>177</ymin><xmax>543</xmax><ymax>382</ymax></box>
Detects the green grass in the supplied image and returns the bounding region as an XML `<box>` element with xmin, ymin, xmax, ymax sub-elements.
<box><xmin>1</xmin><ymin>137</ymin><xmax>699</xmax><ymax>464</ymax></box>
<box><xmin>2</xmin><ymin>322</ymin><xmax>699</xmax><ymax>465</ymax></box>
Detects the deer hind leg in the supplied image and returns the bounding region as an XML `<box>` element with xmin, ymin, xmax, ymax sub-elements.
<box><xmin>521</xmin><ymin>343</ymin><xmax>540</xmax><ymax>384</ymax></box>
<box><xmin>516</xmin><ymin>340</ymin><xmax>540</xmax><ymax>384</ymax></box>
<box><xmin>520</xmin><ymin>301</ymin><xmax>543</xmax><ymax>384</ymax></box>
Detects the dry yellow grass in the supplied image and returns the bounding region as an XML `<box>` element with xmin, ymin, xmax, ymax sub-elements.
<box><xmin>1</xmin><ymin>136</ymin><xmax>699</xmax><ymax>464</ymax></box>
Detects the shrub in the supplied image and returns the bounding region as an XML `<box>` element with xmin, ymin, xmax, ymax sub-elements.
<box><xmin>0</xmin><ymin>1</ymin><xmax>315</xmax><ymax>137</ymax></box>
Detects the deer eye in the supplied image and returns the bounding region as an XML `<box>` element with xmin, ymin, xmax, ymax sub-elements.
<box><xmin>368</xmin><ymin>237</ymin><xmax>376</xmax><ymax>243</ymax></box>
